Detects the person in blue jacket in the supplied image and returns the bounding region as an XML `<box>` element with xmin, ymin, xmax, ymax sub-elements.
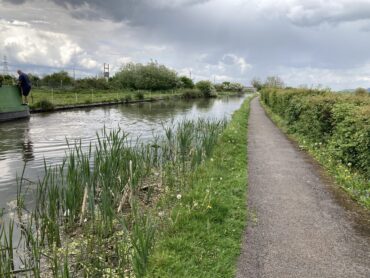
<box><xmin>17</xmin><ymin>70</ymin><xmax>32</xmax><ymax>105</ymax></box>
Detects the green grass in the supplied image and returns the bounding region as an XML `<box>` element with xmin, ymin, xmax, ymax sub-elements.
<box><xmin>28</xmin><ymin>88</ymin><xmax>248</xmax><ymax>110</ymax></box>
<box><xmin>260</xmin><ymin>99</ymin><xmax>370</xmax><ymax>209</ymax></box>
<box><xmin>5</xmin><ymin>117</ymin><xmax>230</xmax><ymax>276</ymax></box>
<box><xmin>147</xmin><ymin>97</ymin><xmax>252</xmax><ymax>277</ymax></box>
<box><xmin>28</xmin><ymin>88</ymin><xmax>181</xmax><ymax>109</ymax></box>
<box><xmin>2</xmin><ymin>93</ymin><xmax>251</xmax><ymax>276</ymax></box>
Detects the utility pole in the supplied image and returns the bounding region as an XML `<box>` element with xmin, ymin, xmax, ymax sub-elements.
<box><xmin>103</xmin><ymin>63</ymin><xmax>110</xmax><ymax>81</ymax></box>
<box><xmin>189</xmin><ymin>70</ymin><xmax>192</xmax><ymax>80</ymax></box>
<box><xmin>2</xmin><ymin>55</ymin><xmax>9</xmax><ymax>75</ymax></box>
<box><xmin>73</xmin><ymin>48</ymin><xmax>76</xmax><ymax>81</ymax></box>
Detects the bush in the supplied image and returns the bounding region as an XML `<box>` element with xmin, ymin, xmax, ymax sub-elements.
<box><xmin>180</xmin><ymin>89</ymin><xmax>202</xmax><ymax>99</ymax></box>
<box><xmin>178</xmin><ymin>76</ymin><xmax>194</xmax><ymax>89</ymax></box>
<box><xmin>75</xmin><ymin>77</ymin><xmax>111</xmax><ymax>90</ymax></box>
<box><xmin>214</xmin><ymin>82</ymin><xmax>245</xmax><ymax>93</ymax></box>
<box><xmin>264</xmin><ymin>76</ymin><xmax>285</xmax><ymax>88</ymax></box>
<box><xmin>114</xmin><ymin>62</ymin><xmax>178</xmax><ymax>91</ymax></box>
<box><xmin>260</xmin><ymin>88</ymin><xmax>370</xmax><ymax>178</ymax></box>
<box><xmin>0</xmin><ymin>74</ymin><xmax>16</xmax><ymax>86</ymax></box>
<box><xmin>42</xmin><ymin>71</ymin><xmax>73</xmax><ymax>88</ymax></box>
<box><xmin>33</xmin><ymin>99</ymin><xmax>55</xmax><ymax>111</ymax></box>
<box><xmin>135</xmin><ymin>91</ymin><xmax>145</xmax><ymax>100</ymax></box>
<box><xmin>124</xmin><ymin>94</ymin><xmax>132</xmax><ymax>103</ymax></box>
<box><xmin>196</xmin><ymin>80</ymin><xmax>215</xmax><ymax>97</ymax></box>
<box><xmin>251</xmin><ymin>78</ymin><xmax>263</xmax><ymax>91</ymax></box>
<box><xmin>354</xmin><ymin>87</ymin><xmax>369</xmax><ymax>96</ymax></box>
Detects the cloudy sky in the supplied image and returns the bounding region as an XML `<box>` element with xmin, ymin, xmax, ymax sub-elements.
<box><xmin>1</xmin><ymin>0</ymin><xmax>370</xmax><ymax>89</ymax></box>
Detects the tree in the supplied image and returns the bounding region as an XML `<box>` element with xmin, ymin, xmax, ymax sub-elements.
<box><xmin>42</xmin><ymin>71</ymin><xmax>73</xmax><ymax>88</ymax></box>
<box><xmin>354</xmin><ymin>87</ymin><xmax>369</xmax><ymax>96</ymax></box>
<box><xmin>264</xmin><ymin>76</ymin><xmax>285</xmax><ymax>88</ymax></box>
<box><xmin>28</xmin><ymin>74</ymin><xmax>41</xmax><ymax>87</ymax></box>
<box><xmin>0</xmin><ymin>74</ymin><xmax>16</xmax><ymax>86</ymax></box>
<box><xmin>113</xmin><ymin>62</ymin><xmax>178</xmax><ymax>91</ymax></box>
<box><xmin>227</xmin><ymin>82</ymin><xmax>244</xmax><ymax>92</ymax></box>
<box><xmin>178</xmin><ymin>76</ymin><xmax>194</xmax><ymax>89</ymax></box>
<box><xmin>251</xmin><ymin>78</ymin><xmax>263</xmax><ymax>91</ymax></box>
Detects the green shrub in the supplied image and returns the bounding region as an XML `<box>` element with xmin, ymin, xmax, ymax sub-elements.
<box><xmin>124</xmin><ymin>94</ymin><xmax>132</xmax><ymax>103</ymax></box>
<box><xmin>196</xmin><ymin>80</ymin><xmax>215</xmax><ymax>98</ymax></box>
<box><xmin>33</xmin><ymin>99</ymin><xmax>55</xmax><ymax>111</ymax></box>
<box><xmin>328</xmin><ymin>104</ymin><xmax>370</xmax><ymax>175</ymax></box>
<box><xmin>261</xmin><ymin>88</ymin><xmax>370</xmax><ymax>178</ymax></box>
<box><xmin>135</xmin><ymin>91</ymin><xmax>145</xmax><ymax>100</ymax></box>
<box><xmin>178</xmin><ymin>76</ymin><xmax>194</xmax><ymax>89</ymax></box>
<box><xmin>214</xmin><ymin>82</ymin><xmax>245</xmax><ymax>93</ymax></box>
<box><xmin>0</xmin><ymin>74</ymin><xmax>15</xmax><ymax>86</ymax></box>
<box><xmin>180</xmin><ymin>88</ymin><xmax>202</xmax><ymax>99</ymax></box>
<box><xmin>354</xmin><ymin>87</ymin><xmax>368</xmax><ymax>96</ymax></box>
<box><xmin>42</xmin><ymin>71</ymin><xmax>73</xmax><ymax>88</ymax></box>
<box><xmin>114</xmin><ymin>62</ymin><xmax>178</xmax><ymax>91</ymax></box>
<box><xmin>75</xmin><ymin>77</ymin><xmax>111</xmax><ymax>90</ymax></box>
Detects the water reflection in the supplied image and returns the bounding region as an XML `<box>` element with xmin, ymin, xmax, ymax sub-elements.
<box><xmin>21</xmin><ymin>134</ymin><xmax>34</xmax><ymax>162</ymax></box>
<box><xmin>0</xmin><ymin>96</ymin><xmax>247</xmax><ymax>212</ymax></box>
<box><xmin>0</xmin><ymin>119</ymin><xmax>34</xmax><ymax>162</ymax></box>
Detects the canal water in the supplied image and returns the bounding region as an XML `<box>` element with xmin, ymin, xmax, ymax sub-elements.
<box><xmin>0</xmin><ymin>95</ymin><xmax>247</xmax><ymax>215</ymax></box>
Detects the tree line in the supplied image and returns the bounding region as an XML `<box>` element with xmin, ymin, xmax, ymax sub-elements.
<box><xmin>0</xmin><ymin>62</ymin><xmax>247</xmax><ymax>94</ymax></box>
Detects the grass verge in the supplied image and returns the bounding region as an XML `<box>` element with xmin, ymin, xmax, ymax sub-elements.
<box><xmin>28</xmin><ymin>89</ymin><xmax>248</xmax><ymax>111</ymax></box>
<box><xmin>147</xmin><ymin>97</ymin><xmax>252</xmax><ymax>277</ymax></box>
<box><xmin>260</xmin><ymin>99</ymin><xmax>370</xmax><ymax>209</ymax></box>
<box><xmin>28</xmin><ymin>88</ymin><xmax>182</xmax><ymax>109</ymax></box>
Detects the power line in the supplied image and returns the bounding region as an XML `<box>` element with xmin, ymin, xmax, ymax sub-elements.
<box><xmin>6</xmin><ymin>62</ymin><xmax>97</xmax><ymax>78</ymax></box>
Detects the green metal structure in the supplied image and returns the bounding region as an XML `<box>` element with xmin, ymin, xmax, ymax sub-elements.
<box><xmin>0</xmin><ymin>85</ymin><xmax>30</xmax><ymax>121</ymax></box>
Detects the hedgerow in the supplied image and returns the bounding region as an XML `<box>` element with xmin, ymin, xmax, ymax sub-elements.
<box><xmin>261</xmin><ymin>87</ymin><xmax>370</xmax><ymax>181</ymax></box>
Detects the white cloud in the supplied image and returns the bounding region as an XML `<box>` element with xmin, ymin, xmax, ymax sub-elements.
<box><xmin>0</xmin><ymin>19</ymin><xmax>81</xmax><ymax>67</ymax></box>
<box><xmin>220</xmin><ymin>54</ymin><xmax>252</xmax><ymax>74</ymax></box>
<box><xmin>279</xmin><ymin>64</ymin><xmax>370</xmax><ymax>90</ymax></box>
<box><xmin>79</xmin><ymin>57</ymin><xmax>98</xmax><ymax>69</ymax></box>
<box><xmin>255</xmin><ymin>0</ymin><xmax>370</xmax><ymax>26</ymax></box>
<box><xmin>1</xmin><ymin>0</ymin><xmax>370</xmax><ymax>89</ymax></box>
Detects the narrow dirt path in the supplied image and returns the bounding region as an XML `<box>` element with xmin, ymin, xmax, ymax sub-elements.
<box><xmin>236</xmin><ymin>98</ymin><xmax>370</xmax><ymax>278</ymax></box>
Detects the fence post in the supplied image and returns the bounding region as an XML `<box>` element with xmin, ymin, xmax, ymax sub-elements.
<box><xmin>52</xmin><ymin>88</ymin><xmax>54</xmax><ymax>104</ymax></box>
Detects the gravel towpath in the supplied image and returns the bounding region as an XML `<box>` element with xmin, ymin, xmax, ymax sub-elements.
<box><xmin>236</xmin><ymin>97</ymin><xmax>370</xmax><ymax>278</ymax></box>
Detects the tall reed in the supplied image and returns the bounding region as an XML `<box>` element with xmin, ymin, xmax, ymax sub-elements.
<box><xmin>8</xmin><ymin>118</ymin><xmax>227</xmax><ymax>276</ymax></box>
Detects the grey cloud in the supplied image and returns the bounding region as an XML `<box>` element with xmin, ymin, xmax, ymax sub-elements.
<box><xmin>2</xmin><ymin>0</ymin><xmax>370</xmax><ymax>89</ymax></box>
<box><xmin>285</xmin><ymin>1</ymin><xmax>370</xmax><ymax>26</ymax></box>
<box><xmin>3</xmin><ymin>0</ymin><xmax>26</xmax><ymax>4</ymax></box>
<box><xmin>3</xmin><ymin>0</ymin><xmax>212</xmax><ymax>23</ymax></box>
<box><xmin>63</xmin><ymin>0</ymin><xmax>212</xmax><ymax>26</ymax></box>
